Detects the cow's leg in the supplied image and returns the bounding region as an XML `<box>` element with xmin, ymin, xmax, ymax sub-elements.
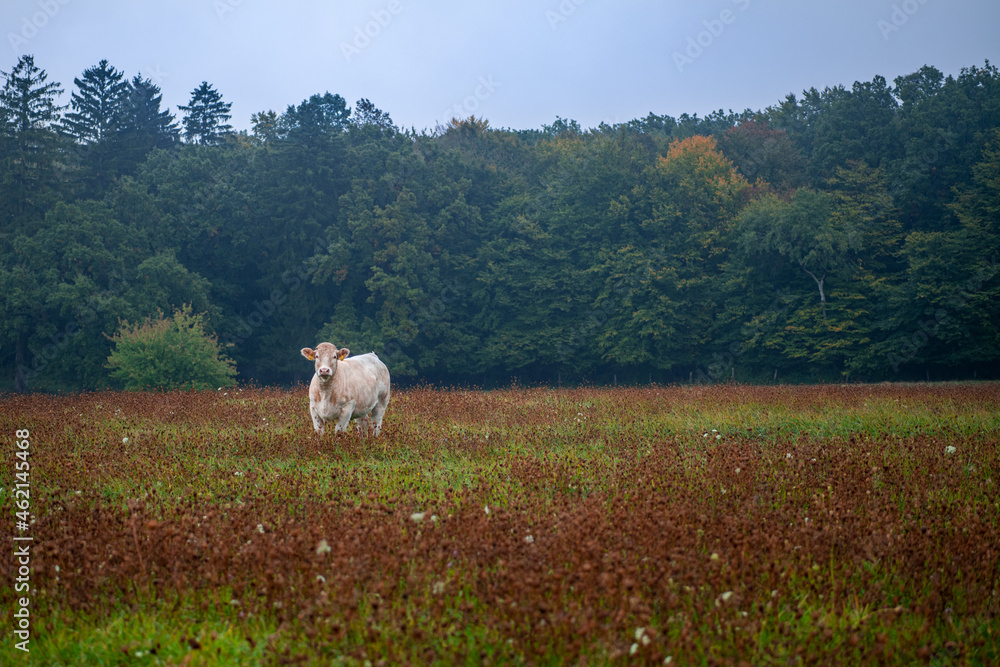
<box><xmin>371</xmin><ymin>399</ymin><xmax>387</xmax><ymax>436</ymax></box>
<box><xmin>335</xmin><ymin>401</ymin><xmax>355</xmax><ymax>433</ymax></box>
<box><xmin>310</xmin><ymin>407</ymin><xmax>324</xmax><ymax>435</ymax></box>
<box><xmin>357</xmin><ymin>414</ymin><xmax>372</xmax><ymax>436</ymax></box>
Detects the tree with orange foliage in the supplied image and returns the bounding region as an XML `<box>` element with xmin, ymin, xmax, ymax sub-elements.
<box><xmin>594</xmin><ymin>136</ymin><xmax>751</xmax><ymax>369</ymax></box>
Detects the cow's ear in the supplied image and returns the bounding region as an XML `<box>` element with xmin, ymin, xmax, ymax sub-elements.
<box><xmin>337</xmin><ymin>348</ymin><xmax>350</xmax><ymax>361</ymax></box>
<box><xmin>301</xmin><ymin>347</ymin><xmax>316</xmax><ymax>361</ymax></box>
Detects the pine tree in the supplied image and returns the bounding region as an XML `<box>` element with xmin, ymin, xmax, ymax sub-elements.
<box><xmin>179</xmin><ymin>82</ymin><xmax>232</xmax><ymax>145</ymax></box>
<box><xmin>61</xmin><ymin>59</ymin><xmax>128</xmax><ymax>144</ymax></box>
<box><xmin>118</xmin><ymin>75</ymin><xmax>179</xmax><ymax>170</ymax></box>
<box><xmin>0</xmin><ymin>55</ymin><xmax>64</xmax><ymax>232</ymax></box>
<box><xmin>0</xmin><ymin>55</ymin><xmax>63</xmax><ymax>132</ymax></box>
<box><xmin>351</xmin><ymin>98</ymin><xmax>394</xmax><ymax>132</ymax></box>
<box><xmin>61</xmin><ymin>60</ymin><xmax>129</xmax><ymax>191</ymax></box>
<box><xmin>0</xmin><ymin>55</ymin><xmax>65</xmax><ymax>389</ymax></box>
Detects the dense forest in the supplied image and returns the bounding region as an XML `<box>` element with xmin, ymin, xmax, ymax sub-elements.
<box><xmin>2</xmin><ymin>55</ymin><xmax>999</xmax><ymax>391</ymax></box>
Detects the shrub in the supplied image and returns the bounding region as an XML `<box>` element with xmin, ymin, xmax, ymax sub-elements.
<box><xmin>105</xmin><ymin>305</ymin><xmax>236</xmax><ymax>390</ymax></box>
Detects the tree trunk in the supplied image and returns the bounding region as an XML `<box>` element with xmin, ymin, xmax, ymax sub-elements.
<box><xmin>799</xmin><ymin>263</ymin><xmax>828</xmax><ymax>320</ymax></box>
<box><xmin>14</xmin><ymin>337</ymin><xmax>27</xmax><ymax>393</ymax></box>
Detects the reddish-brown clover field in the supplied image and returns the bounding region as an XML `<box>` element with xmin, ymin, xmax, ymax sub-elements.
<box><xmin>2</xmin><ymin>383</ymin><xmax>999</xmax><ymax>665</ymax></box>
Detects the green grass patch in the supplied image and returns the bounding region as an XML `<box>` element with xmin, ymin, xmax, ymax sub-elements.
<box><xmin>2</xmin><ymin>383</ymin><xmax>999</xmax><ymax>664</ymax></box>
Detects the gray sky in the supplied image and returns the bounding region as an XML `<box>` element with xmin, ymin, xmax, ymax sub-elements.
<box><xmin>5</xmin><ymin>1</ymin><xmax>1000</xmax><ymax>133</ymax></box>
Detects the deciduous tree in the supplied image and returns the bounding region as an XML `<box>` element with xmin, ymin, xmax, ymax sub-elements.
<box><xmin>106</xmin><ymin>305</ymin><xmax>236</xmax><ymax>390</ymax></box>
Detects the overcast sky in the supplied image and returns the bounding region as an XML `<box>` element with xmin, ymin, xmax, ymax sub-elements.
<box><xmin>4</xmin><ymin>1</ymin><xmax>1000</xmax><ymax>134</ymax></box>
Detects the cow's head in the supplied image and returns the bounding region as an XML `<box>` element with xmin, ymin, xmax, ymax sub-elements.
<box><xmin>301</xmin><ymin>343</ymin><xmax>349</xmax><ymax>380</ymax></box>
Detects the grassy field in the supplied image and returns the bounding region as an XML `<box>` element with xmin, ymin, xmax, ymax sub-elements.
<box><xmin>2</xmin><ymin>382</ymin><xmax>999</xmax><ymax>665</ymax></box>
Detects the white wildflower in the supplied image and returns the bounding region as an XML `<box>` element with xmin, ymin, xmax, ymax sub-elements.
<box><xmin>315</xmin><ymin>539</ymin><xmax>331</xmax><ymax>555</ymax></box>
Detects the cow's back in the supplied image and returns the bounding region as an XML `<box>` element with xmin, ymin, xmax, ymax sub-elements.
<box><xmin>338</xmin><ymin>353</ymin><xmax>390</xmax><ymax>407</ymax></box>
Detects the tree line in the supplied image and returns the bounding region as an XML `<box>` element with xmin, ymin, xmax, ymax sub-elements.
<box><xmin>2</xmin><ymin>55</ymin><xmax>999</xmax><ymax>391</ymax></box>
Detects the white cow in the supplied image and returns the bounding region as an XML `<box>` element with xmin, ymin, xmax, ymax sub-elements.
<box><xmin>300</xmin><ymin>343</ymin><xmax>391</xmax><ymax>436</ymax></box>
